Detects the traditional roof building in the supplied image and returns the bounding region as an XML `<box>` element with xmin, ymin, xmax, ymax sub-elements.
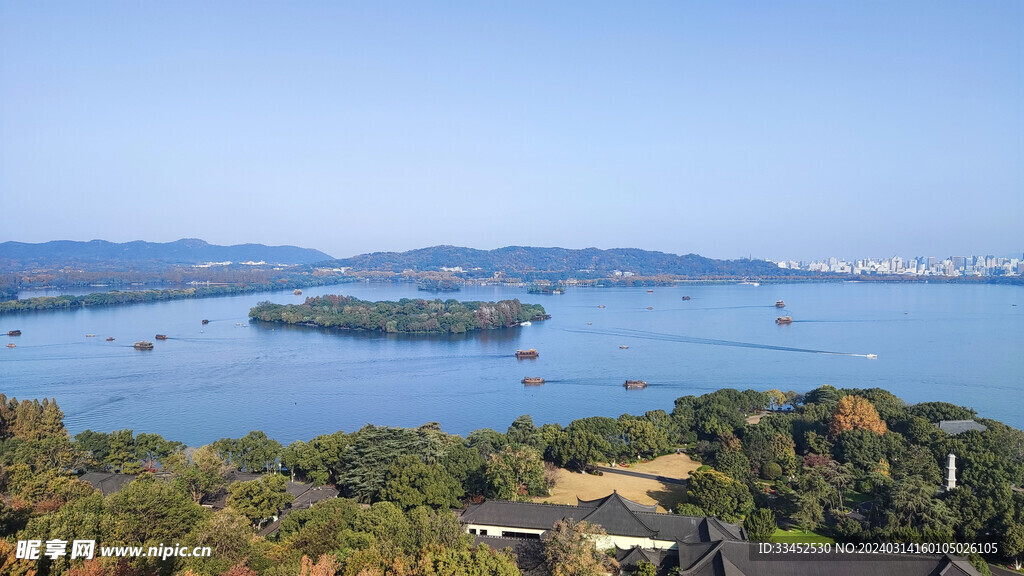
<box><xmin>461</xmin><ymin>492</ymin><xmax>982</xmax><ymax>576</ymax></box>
<box><xmin>459</xmin><ymin>491</ymin><xmax>744</xmax><ymax>551</ymax></box>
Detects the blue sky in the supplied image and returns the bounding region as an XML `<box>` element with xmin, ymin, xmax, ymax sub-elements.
<box><xmin>1</xmin><ymin>1</ymin><xmax>1021</xmax><ymax>260</ymax></box>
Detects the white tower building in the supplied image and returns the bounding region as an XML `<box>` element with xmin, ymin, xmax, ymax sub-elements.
<box><xmin>945</xmin><ymin>453</ymin><xmax>957</xmax><ymax>491</ymax></box>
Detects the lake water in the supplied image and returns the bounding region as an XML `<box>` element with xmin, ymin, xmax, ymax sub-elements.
<box><xmin>2</xmin><ymin>283</ymin><xmax>1022</xmax><ymax>446</ymax></box>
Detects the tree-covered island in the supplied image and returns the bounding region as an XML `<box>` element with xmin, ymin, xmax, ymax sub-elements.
<box><xmin>248</xmin><ymin>295</ymin><xmax>547</xmax><ymax>334</ymax></box>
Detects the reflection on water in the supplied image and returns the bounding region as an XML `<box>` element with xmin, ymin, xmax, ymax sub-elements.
<box><xmin>1</xmin><ymin>282</ymin><xmax>1022</xmax><ymax>445</ymax></box>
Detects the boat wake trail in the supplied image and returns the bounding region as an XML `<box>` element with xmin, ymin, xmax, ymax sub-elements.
<box><xmin>564</xmin><ymin>327</ymin><xmax>876</xmax><ymax>358</ymax></box>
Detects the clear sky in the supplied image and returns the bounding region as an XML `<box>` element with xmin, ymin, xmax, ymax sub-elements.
<box><xmin>1</xmin><ymin>1</ymin><xmax>1021</xmax><ymax>261</ymax></box>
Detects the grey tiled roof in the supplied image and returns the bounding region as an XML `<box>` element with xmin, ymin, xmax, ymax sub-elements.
<box><xmin>460</xmin><ymin>492</ymin><xmax>743</xmax><ymax>543</ymax></box>
<box><xmin>79</xmin><ymin>472</ymin><xmax>137</xmax><ymax>496</ymax></box>
<box><xmin>938</xmin><ymin>420</ymin><xmax>987</xmax><ymax>435</ymax></box>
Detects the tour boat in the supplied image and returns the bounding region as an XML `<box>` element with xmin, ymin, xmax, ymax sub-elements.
<box><xmin>6</xmin><ymin>330</ymin><xmax>21</xmax><ymax>336</ymax></box>
<box><xmin>515</xmin><ymin>349</ymin><xmax>539</xmax><ymax>359</ymax></box>
<box><xmin>624</xmin><ymin>380</ymin><xmax>648</xmax><ymax>389</ymax></box>
<box><xmin>133</xmin><ymin>341</ymin><xmax>154</xmax><ymax>350</ymax></box>
<box><xmin>776</xmin><ymin>316</ymin><xmax>793</xmax><ymax>325</ymax></box>
<box><xmin>6</xmin><ymin>343</ymin><xmax>15</xmax><ymax>348</ymax></box>
<box><xmin>775</xmin><ymin>300</ymin><xmax>786</xmax><ymax>308</ymax></box>
<box><xmin>866</xmin><ymin>354</ymin><xmax>878</xmax><ymax>360</ymax></box>
<box><xmin>106</xmin><ymin>337</ymin><xmax>115</xmax><ymax>341</ymax></box>
<box><xmin>519</xmin><ymin>321</ymin><xmax>532</xmax><ymax>326</ymax></box>
<box><xmin>155</xmin><ymin>334</ymin><xmax>168</xmax><ymax>340</ymax></box>
<box><xmin>86</xmin><ymin>334</ymin><xmax>95</xmax><ymax>338</ymax></box>
<box><xmin>522</xmin><ymin>377</ymin><xmax>545</xmax><ymax>385</ymax></box>
<box><xmin>294</xmin><ymin>289</ymin><xmax>303</xmax><ymax>295</ymax></box>
<box><xmin>619</xmin><ymin>345</ymin><xmax>629</xmax><ymax>349</ymax></box>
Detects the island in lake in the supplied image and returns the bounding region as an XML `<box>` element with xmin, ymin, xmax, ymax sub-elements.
<box><xmin>249</xmin><ymin>295</ymin><xmax>547</xmax><ymax>333</ymax></box>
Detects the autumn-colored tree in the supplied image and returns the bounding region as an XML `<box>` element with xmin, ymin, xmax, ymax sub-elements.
<box><xmin>221</xmin><ymin>564</ymin><xmax>258</xmax><ymax>576</ymax></box>
<box><xmin>830</xmin><ymin>395</ymin><xmax>887</xmax><ymax>437</ymax></box>
<box><xmin>543</xmin><ymin>519</ymin><xmax>616</xmax><ymax>576</ymax></box>
<box><xmin>297</xmin><ymin>554</ymin><xmax>339</xmax><ymax>576</ymax></box>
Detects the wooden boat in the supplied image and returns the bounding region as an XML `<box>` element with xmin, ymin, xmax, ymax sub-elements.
<box><xmin>775</xmin><ymin>300</ymin><xmax>786</xmax><ymax>308</ymax></box>
<box><xmin>522</xmin><ymin>377</ymin><xmax>545</xmax><ymax>385</ymax></box>
<box><xmin>5</xmin><ymin>343</ymin><xmax>15</xmax><ymax>348</ymax></box>
<box><xmin>155</xmin><ymin>334</ymin><xmax>168</xmax><ymax>340</ymax></box>
<box><xmin>776</xmin><ymin>316</ymin><xmax>793</xmax><ymax>325</ymax></box>
<box><xmin>6</xmin><ymin>330</ymin><xmax>21</xmax><ymax>336</ymax></box>
<box><xmin>106</xmin><ymin>337</ymin><xmax>115</xmax><ymax>341</ymax></box>
<box><xmin>515</xmin><ymin>349</ymin><xmax>539</xmax><ymax>359</ymax></box>
<box><xmin>624</xmin><ymin>380</ymin><xmax>647</xmax><ymax>389</ymax></box>
<box><xmin>619</xmin><ymin>345</ymin><xmax>629</xmax><ymax>349</ymax></box>
<box><xmin>294</xmin><ymin>289</ymin><xmax>303</xmax><ymax>295</ymax></box>
<box><xmin>681</xmin><ymin>296</ymin><xmax>691</xmax><ymax>301</ymax></box>
<box><xmin>202</xmin><ymin>319</ymin><xmax>209</xmax><ymax>325</ymax></box>
<box><xmin>133</xmin><ymin>341</ymin><xmax>154</xmax><ymax>350</ymax></box>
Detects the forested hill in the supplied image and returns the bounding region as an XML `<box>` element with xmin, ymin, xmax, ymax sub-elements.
<box><xmin>333</xmin><ymin>245</ymin><xmax>804</xmax><ymax>278</ymax></box>
<box><xmin>0</xmin><ymin>239</ymin><xmax>332</xmax><ymax>269</ymax></box>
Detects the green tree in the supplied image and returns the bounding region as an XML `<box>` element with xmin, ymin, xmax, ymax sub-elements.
<box><xmin>169</xmin><ymin>445</ymin><xmax>229</xmax><ymax>504</ymax></box>
<box><xmin>485</xmin><ymin>445</ymin><xmax>548</xmax><ymax>500</ymax></box>
<box><xmin>381</xmin><ymin>454</ymin><xmax>464</xmax><ymax>510</ymax></box>
<box><xmin>686</xmin><ymin>469</ymin><xmax>753</xmax><ymax>522</ymax></box>
<box><xmin>744</xmin><ymin>508</ymin><xmax>776</xmax><ymax>542</ymax></box>
<box><xmin>105</xmin><ymin>475</ymin><xmax>205</xmax><ymax>546</ymax></box>
<box><xmin>226</xmin><ymin>474</ymin><xmax>294</xmax><ymax>529</ymax></box>
<box><xmin>506</xmin><ymin>415</ymin><xmax>541</xmax><ymax>449</ymax></box>
<box><xmin>1003</xmin><ymin>522</ymin><xmax>1024</xmax><ymax>571</ymax></box>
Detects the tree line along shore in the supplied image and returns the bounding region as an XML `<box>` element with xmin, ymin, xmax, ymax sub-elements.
<box><xmin>2</xmin><ymin>385</ymin><xmax>1022</xmax><ymax>575</ymax></box>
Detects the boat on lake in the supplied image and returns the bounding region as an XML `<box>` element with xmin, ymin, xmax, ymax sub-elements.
<box><xmin>619</xmin><ymin>345</ymin><xmax>629</xmax><ymax>349</ymax></box>
<box><xmin>294</xmin><ymin>289</ymin><xmax>303</xmax><ymax>295</ymax></box>
<box><xmin>647</xmin><ymin>289</ymin><xmax>654</xmax><ymax>293</ymax></box>
<box><xmin>646</xmin><ymin>306</ymin><xmax>654</xmax><ymax>310</ymax></box>
<box><xmin>6</xmin><ymin>343</ymin><xmax>15</xmax><ymax>348</ymax></box>
<box><xmin>106</xmin><ymin>337</ymin><xmax>115</xmax><ymax>341</ymax></box>
<box><xmin>515</xmin><ymin>349</ymin><xmax>539</xmax><ymax>359</ymax></box>
<box><xmin>776</xmin><ymin>316</ymin><xmax>793</xmax><ymax>325</ymax></box>
<box><xmin>866</xmin><ymin>354</ymin><xmax>878</xmax><ymax>360</ymax></box>
<box><xmin>522</xmin><ymin>377</ymin><xmax>545</xmax><ymax>385</ymax></box>
<box><xmin>7</xmin><ymin>330</ymin><xmax>21</xmax><ymax>336</ymax></box>
<box><xmin>202</xmin><ymin>319</ymin><xmax>209</xmax><ymax>325</ymax></box>
<box><xmin>624</xmin><ymin>380</ymin><xmax>647</xmax><ymax>389</ymax></box>
<box><xmin>155</xmin><ymin>334</ymin><xmax>168</xmax><ymax>340</ymax></box>
<box><xmin>681</xmin><ymin>296</ymin><xmax>691</xmax><ymax>301</ymax></box>
<box><xmin>519</xmin><ymin>321</ymin><xmax>532</xmax><ymax>326</ymax></box>
<box><xmin>133</xmin><ymin>341</ymin><xmax>154</xmax><ymax>350</ymax></box>
<box><xmin>597</xmin><ymin>305</ymin><xmax>606</xmax><ymax>308</ymax></box>
<box><xmin>775</xmin><ymin>300</ymin><xmax>786</xmax><ymax>308</ymax></box>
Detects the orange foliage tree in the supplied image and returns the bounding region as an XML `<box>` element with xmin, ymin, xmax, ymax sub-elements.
<box><xmin>830</xmin><ymin>395</ymin><xmax>887</xmax><ymax>436</ymax></box>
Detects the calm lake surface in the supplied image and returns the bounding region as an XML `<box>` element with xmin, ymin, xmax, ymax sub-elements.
<box><xmin>2</xmin><ymin>283</ymin><xmax>1022</xmax><ymax>446</ymax></box>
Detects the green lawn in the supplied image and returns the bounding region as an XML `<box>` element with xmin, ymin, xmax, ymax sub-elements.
<box><xmin>843</xmin><ymin>491</ymin><xmax>872</xmax><ymax>508</ymax></box>
<box><xmin>771</xmin><ymin>528</ymin><xmax>835</xmax><ymax>544</ymax></box>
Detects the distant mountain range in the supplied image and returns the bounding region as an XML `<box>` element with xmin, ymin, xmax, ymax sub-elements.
<box><xmin>0</xmin><ymin>239</ymin><xmax>333</xmax><ymax>269</ymax></box>
<box><xmin>333</xmin><ymin>245</ymin><xmax>802</xmax><ymax>278</ymax></box>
